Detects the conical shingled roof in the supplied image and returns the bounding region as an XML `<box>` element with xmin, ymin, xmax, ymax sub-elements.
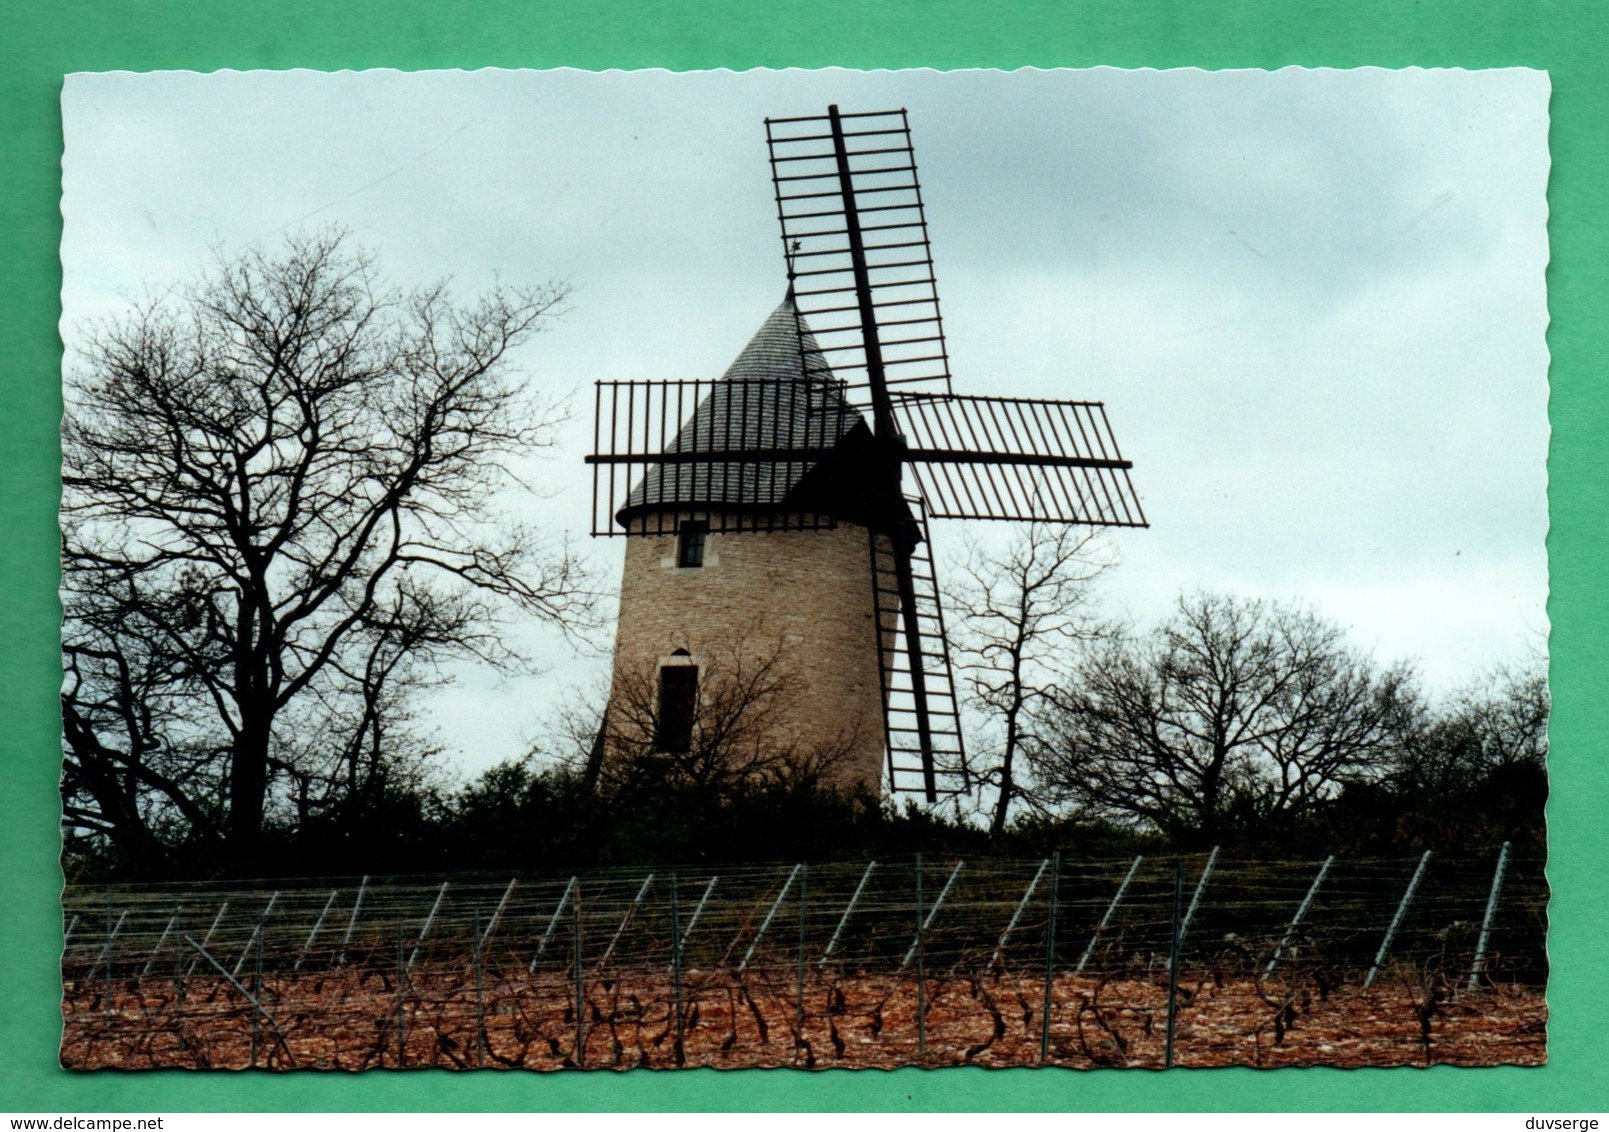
<box><xmin>619</xmin><ymin>298</ymin><xmax>867</xmax><ymax>521</ymax></box>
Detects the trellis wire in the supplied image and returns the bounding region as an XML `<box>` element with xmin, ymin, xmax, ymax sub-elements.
<box><xmin>795</xmin><ymin>863</ymin><xmax>808</xmax><ymax>1060</ymax></box>
<box><xmin>87</xmin><ymin>908</ymin><xmax>126</xmax><ymax>984</ymax></box>
<box><xmin>1180</xmin><ymin>845</ymin><xmax>1219</xmax><ymax>946</ymax></box>
<box><xmin>992</xmin><ymin>857</ymin><xmax>1049</xmax><ymax>969</ymax></box>
<box><xmin>901</xmin><ymin>858</ymin><xmax>963</xmax><ymax>969</ymax></box>
<box><xmin>670</xmin><ymin>872</ymin><xmax>686</xmax><ymax>1066</ymax></box>
<box><xmin>598</xmin><ymin>873</ymin><xmax>654</xmax><ymax>969</ymax></box>
<box><xmin>914</xmin><ymin>852</ymin><xmax>926</xmax><ymax>1057</ymax></box>
<box><xmin>339</xmin><ymin>876</ymin><xmax>368</xmax><ymax>964</ymax></box>
<box><xmin>394</xmin><ymin>922</ymin><xmax>406</xmax><ymax>1067</ymax></box>
<box><xmin>295</xmin><ymin>889</ymin><xmax>339</xmax><ymax>971</ymax></box>
<box><xmin>251</xmin><ymin>906</ymin><xmax>264</xmax><ymax>1066</ymax></box>
<box><xmin>571</xmin><ymin>879</ymin><xmax>584</xmax><ymax>1067</ymax></box>
<box><xmin>679</xmin><ymin>874</ymin><xmax>718</xmax><ymax>954</ymax></box>
<box><xmin>59</xmin><ymin>850</ymin><xmax>1546</xmax><ymax>1072</ymax></box>
<box><xmin>1469</xmin><ymin>841</ymin><xmax>1512</xmax><ymax>990</ymax></box>
<box><xmin>473</xmin><ymin>909</ymin><xmax>486</xmax><ymax>1068</ymax></box>
<box><xmin>1365</xmin><ymin>850</ymin><xmax>1431</xmax><ymax>988</ymax></box>
<box><xmin>483</xmin><ymin>878</ymin><xmax>518</xmax><ymax>946</ymax></box>
<box><xmin>102</xmin><ymin>908</ymin><xmax>115</xmax><ymax>1015</ymax></box>
<box><xmin>1076</xmin><ymin>854</ymin><xmax>1143</xmax><ymax>973</ymax></box>
<box><xmin>740</xmin><ymin>862</ymin><xmax>801</xmax><ymax>973</ymax></box>
<box><xmin>142</xmin><ymin>905</ymin><xmax>181</xmax><ymax>977</ymax></box>
<box><xmin>1265</xmin><ymin>855</ymin><xmax>1334</xmax><ymax>976</ymax></box>
<box><xmin>62</xmin><ymin>854</ymin><xmax>1544</xmax><ymax>979</ymax></box>
<box><xmin>531</xmin><ymin>875</ymin><xmax>576</xmax><ymax>970</ymax></box>
<box><xmin>183</xmin><ymin>933</ymin><xmax>292</xmax><ymax>1066</ymax></box>
<box><xmin>820</xmin><ymin>860</ymin><xmax>876</xmax><ymax>965</ymax></box>
<box><xmin>232</xmin><ymin>890</ymin><xmax>278</xmax><ymax>978</ymax></box>
<box><xmin>1165</xmin><ymin>858</ymin><xmax>1182</xmax><ymax>1069</ymax></box>
<box><xmin>1039</xmin><ymin>850</ymin><xmax>1060</xmax><ymax>1065</ymax></box>
<box><xmin>407</xmin><ymin>881</ymin><xmax>448</xmax><ymax>969</ymax></box>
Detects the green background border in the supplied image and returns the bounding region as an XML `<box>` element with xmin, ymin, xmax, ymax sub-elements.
<box><xmin>3</xmin><ymin>0</ymin><xmax>1604</xmax><ymax>1113</ymax></box>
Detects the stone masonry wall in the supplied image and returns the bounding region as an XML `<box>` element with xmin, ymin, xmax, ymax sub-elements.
<box><xmin>607</xmin><ymin>513</ymin><xmax>891</xmax><ymax>795</ymax></box>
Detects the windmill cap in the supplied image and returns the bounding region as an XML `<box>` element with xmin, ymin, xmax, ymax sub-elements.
<box><xmin>617</xmin><ymin>297</ymin><xmax>865</xmax><ymax>522</ymax></box>
<box><xmin>719</xmin><ymin>295</ymin><xmax>833</xmax><ymax>382</ymax></box>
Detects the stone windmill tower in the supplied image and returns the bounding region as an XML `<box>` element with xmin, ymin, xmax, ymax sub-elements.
<box><xmin>587</xmin><ymin>106</ymin><xmax>1147</xmax><ymax>802</ymax></box>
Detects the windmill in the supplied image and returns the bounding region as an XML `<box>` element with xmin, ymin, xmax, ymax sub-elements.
<box><xmin>587</xmin><ymin>106</ymin><xmax>1146</xmax><ymax>803</ymax></box>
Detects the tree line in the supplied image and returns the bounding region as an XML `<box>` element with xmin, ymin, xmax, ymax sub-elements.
<box><xmin>60</xmin><ymin>233</ymin><xmax>1546</xmax><ymax>881</ymax></box>
<box><xmin>947</xmin><ymin>524</ymin><xmax>1544</xmax><ymax>849</ymax></box>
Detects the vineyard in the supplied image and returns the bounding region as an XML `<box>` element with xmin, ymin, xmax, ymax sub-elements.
<box><xmin>61</xmin><ymin>849</ymin><xmax>1547</xmax><ymax>1071</ymax></box>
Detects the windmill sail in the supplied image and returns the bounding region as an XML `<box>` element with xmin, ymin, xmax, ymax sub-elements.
<box><xmin>586</xmin><ymin>300</ymin><xmax>874</xmax><ymax>536</ymax></box>
<box><xmin>766</xmin><ymin>105</ymin><xmax>969</xmax><ymax>802</ymax></box>
<box><xmin>765</xmin><ymin>107</ymin><xmax>953</xmax><ymax>411</ymax></box>
<box><xmin>762</xmin><ymin>105</ymin><xmax>1150</xmax><ymax>803</ymax></box>
<box><xmin>868</xmin><ymin>497</ymin><xmax>968</xmax><ymax>797</ymax></box>
<box><xmin>895</xmin><ymin>393</ymin><xmax>1148</xmax><ymax>526</ymax></box>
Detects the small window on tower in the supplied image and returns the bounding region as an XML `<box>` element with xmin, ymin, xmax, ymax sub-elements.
<box><xmin>677</xmin><ymin>520</ymin><xmax>709</xmax><ymax>568</ymax></box>
<box><xmin>656</xmin><ymin>660</ymin><xmax>698</xmax><ymax>754</ymax></box>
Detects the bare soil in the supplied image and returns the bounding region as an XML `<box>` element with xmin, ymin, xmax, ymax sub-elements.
<box><xmin>61</xmin><ymin>966</ymin><xmax>1545</xmax><ymax>1071</ymax></box>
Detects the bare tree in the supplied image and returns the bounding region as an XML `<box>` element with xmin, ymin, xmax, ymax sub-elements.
<box><xmin>1034</xmin><ymin>592</ymin><xmax>1414</xmax><ymax>841</ymax></box>
<box><xmin>1389</xmin><ymin>660</ymin><xmax>1548</xmax><ymax>802</ymax></box>
<box><xmin>61</xmin><ymin>229</ymin><xmax>594</xmax><ymax>867</ymax></box>
<box><xmin>948</xmin><ymin>522</ymin><xmax>1113</xmax><ymax>835</ymax></box>
<box><xmin>61</xmin><ymin>578</ymin><xmax>224</xmax><ymax>861</ymax></box>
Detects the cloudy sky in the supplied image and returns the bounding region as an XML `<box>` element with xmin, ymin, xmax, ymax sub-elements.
<box><xmin>61</xmin><ymin>68</ymin><xmax>1551</xmax><ymax>781</ymax></box>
